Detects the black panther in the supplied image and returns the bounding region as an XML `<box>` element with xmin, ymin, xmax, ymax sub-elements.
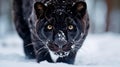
<box><xmin>13</xmin><ymin>0</ymin><xmax>89</xmax><ymax>64</ymax></box>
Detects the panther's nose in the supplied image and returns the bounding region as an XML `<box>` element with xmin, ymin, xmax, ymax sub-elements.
<box><xmin>48</xmin><ymin>31</ymin><xmax>71</xmax><ymax>52</ymax></box>
<box><xmin>54</xmin><ymin>31</ymin><xmax>67</xmax><ymax>48</ymax></box>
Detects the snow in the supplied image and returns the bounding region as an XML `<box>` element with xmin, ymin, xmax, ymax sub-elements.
<box><xmin>0</xmin><ymin>33</ymin><xmax>120</xmax><ymax>67</ymax></box>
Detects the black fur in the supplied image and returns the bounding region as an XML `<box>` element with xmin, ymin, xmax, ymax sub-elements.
<box><xmin>13</xmin><ymin>0</ymin><xmax>35</xmax><ymax>59</ymax></box>
<box><xmin>13</xmin><ymin>0</ymin><xmax>89</xmax><ymax>64</ymax></box>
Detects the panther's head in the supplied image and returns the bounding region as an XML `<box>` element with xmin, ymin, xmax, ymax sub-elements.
<box><xmin>33</xmin><ymin>1</ymin><xmax>87</xmax><ymax>57</ymax></box>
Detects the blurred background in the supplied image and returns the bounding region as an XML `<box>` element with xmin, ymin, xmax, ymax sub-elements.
<box><xmin>0</xmin><ymin>0</ymin><xmax>120</xmax><ymax>66</ymax></box>
<box><xmin>0</xmin><ymin>0</ymin><xmax>120</xmax><ymax>36</ymax></box>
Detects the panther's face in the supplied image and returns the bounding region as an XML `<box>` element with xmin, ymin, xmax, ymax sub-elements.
<box><xmin>36</xmin><ymin>17</ymin><xmax>82</xmax><ymax>57</ymax></box>
<box><xmin>34</xmin><ymin>1</ymin><xmax>87</xmax><ymax>57</ymax></box>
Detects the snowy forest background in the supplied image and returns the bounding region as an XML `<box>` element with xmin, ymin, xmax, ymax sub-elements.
<box><xmin>0</xmin><ymin>0</ymin><xmax>120</xmax><ymax>67</ymax></box>
<box><xmin>0</xmin><ymin>0</ymin><xmax>120</xmax><ymax>35</ymax></box>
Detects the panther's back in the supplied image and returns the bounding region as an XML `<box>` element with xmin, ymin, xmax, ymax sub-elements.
<box><xmin>13</xmin><ymin>0</ymin><xmax>36</xmax><ymax>59</ymax></box>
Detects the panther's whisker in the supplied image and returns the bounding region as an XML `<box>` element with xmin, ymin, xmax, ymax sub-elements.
<box><xmin>25</xmin><ymin>40</ymin><xmax>41</xmax><ymax>47</ymax></box>
<box><xmin>37</xmin><ymin>50</ymin><xmax>45</xmax><ymax>55</ymax></box>
<box><xmin>35</xmin><ymin>46</ymin><xmax>45</xmax><ymax>54</ymax></box>
<box><xmin>44</xmin><ymin>51</ymin><xmax>49</xmax><ymax>57</ymax></box>
<box><xmin>75</xmin><ymin>39</ymin><xmax>85</xmax><ymax>44</ymax></box>
<box><xmin>25</xmin><ymin>43</ymin><xmax>34</xmax><ymax>47</ymax></box>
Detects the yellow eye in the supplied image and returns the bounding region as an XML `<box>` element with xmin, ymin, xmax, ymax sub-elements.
<box><xmin>47</xmin><ymin>25</ymin><xmax>53</xmax><ymax>30</ymax></box>
<box><xmin>68</xmin><ymin>25</ymin><xmax>74</xmax><ymax>30</ymax></box>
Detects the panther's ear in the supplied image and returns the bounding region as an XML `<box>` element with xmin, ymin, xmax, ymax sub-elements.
<box><xmin>72</xmin><ymin>1</ymin><xmax>87</xmax><ymax>18</ymax></box>
<box><xmin>34</xmin><ymin>2</ymin><xmax>46</xmax><ymax>19</ymax></box>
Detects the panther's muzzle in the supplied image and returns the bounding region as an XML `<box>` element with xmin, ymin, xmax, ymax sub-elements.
<box><xmin>47</xmin><ymin>31</ymin><xmax>73</xmax><ymax>57</ymax></box>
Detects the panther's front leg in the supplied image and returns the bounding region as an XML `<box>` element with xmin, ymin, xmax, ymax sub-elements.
<box><xmin>32</xmin><ymin>41</ymin><xmax>53</xmax><ymax>63</ymax></box>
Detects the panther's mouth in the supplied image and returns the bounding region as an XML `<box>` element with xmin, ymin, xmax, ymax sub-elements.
<box><xmin>53</xmin><ymin>51</ymin><xmax>70</xmax><ymax>57</ymax></box>
<box><xmin>47</xmin><ymin>42</ymin><xmax>74</xmax><ymax>57</ymax></box>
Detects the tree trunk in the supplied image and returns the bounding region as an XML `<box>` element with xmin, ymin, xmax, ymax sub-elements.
<box><xmin>105</xmin><ymin>0</ymin><xmax>113</xmax><ymax>32</ymax></box>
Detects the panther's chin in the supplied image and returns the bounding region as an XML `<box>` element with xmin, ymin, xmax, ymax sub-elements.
<box><xmin>49</xmin><ymin>50</ymin><xmax>70</xmax><ymax>62</ymax></box>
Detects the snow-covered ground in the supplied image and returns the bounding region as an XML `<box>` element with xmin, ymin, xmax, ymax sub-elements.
<box><xmin>0</xmin><ymin>33</ymin><xmax>120</xmax><ymax>67</ymax></box>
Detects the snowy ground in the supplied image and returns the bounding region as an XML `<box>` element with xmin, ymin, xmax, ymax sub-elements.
<box><xmin>0</xmin><ymin>33</ymin><xmax>120</xmax><ymax>67</ymax></box>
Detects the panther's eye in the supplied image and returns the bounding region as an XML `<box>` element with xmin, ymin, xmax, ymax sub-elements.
<box><xmin>68</xmin><ymin>25</ymin><xmax>74</xmax><ymax>30</ymax></box>
<box><xmin>47</xmin><ymin>25</ymin><xmax>53</xmax><ymax>30</ymax></box>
